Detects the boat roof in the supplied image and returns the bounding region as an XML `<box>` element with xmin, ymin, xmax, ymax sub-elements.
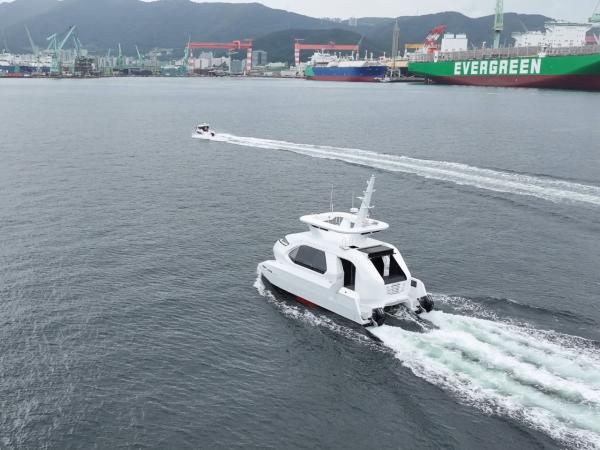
<box><xmin>299</xmin><ymin>175</ymin><xmax>389</xmax><ymax>235</ymax></box>
<box><xmin>198</xmin><ymin>123</ymin><xmax>210</xmax><ymax>127</ymax></box>
<box><xmin>300</xmin><ymin>212</ymin><xmax>388</xmax><ymax>235</ymax></box>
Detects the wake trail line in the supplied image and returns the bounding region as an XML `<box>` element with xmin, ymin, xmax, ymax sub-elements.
<box><xmin>215</xmin><ymin>133</ymin><xmax>600</xmax><ymax>207</ymax></box>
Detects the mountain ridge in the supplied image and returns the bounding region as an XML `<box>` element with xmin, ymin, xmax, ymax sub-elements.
<box><xmin>0</xmin><ymin>0</ymin><xmax>549</xmax><ymax>62</ymax></box>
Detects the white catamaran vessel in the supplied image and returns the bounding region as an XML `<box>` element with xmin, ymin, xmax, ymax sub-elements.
<box><xmin>259</xmin><ymin>175</ymin><xmax>434</xmax><ymax>327</ymax></box>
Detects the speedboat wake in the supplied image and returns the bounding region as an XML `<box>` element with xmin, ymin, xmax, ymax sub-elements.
<box><xmin>216</xmin><ymin>133</ymin><xmax>600</xmax><ymax>207</ymax></box>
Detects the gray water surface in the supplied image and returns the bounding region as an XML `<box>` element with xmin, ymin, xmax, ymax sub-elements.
<box><xmin>1</xmin><ymin>78</ymin><xmax>599</xmax><ymax>449</ymax></box>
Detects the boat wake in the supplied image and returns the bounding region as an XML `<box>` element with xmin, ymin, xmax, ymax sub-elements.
<box><xmin>255</xmin><ymin>276</ymin><xmax>600</xmax><ymax>449</ymax></box>
<box><xmin>215</xmin><ymin>133</ymin><xmax>600</xmax><ymax>206</ymax></box>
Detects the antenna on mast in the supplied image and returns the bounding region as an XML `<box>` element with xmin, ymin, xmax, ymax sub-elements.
<box><xmin>330</xmin><ymin>184</ymin><xmax>334</xmax><ymax>213</ymax></box>
<box><xmin>356</xmin><ymin>175</ymin><xmax>376</xmax><ymax>225</ymax></box>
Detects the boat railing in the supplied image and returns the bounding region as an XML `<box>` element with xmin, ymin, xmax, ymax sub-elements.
<box><xmin>409</xmin><ymin>44</ymin><xmax>600</xmax><ymax>62</ymax></box>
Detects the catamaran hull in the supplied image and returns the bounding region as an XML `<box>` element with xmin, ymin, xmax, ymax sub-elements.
<box><xmin>259</xmin><ymin>262</ymin><xmax>370</xmax><ymax>325</ymax></box>
<box><xmin>259</xmin><ymin>260</ymin><xmax>432</xmax><ymax>326</ymax></box>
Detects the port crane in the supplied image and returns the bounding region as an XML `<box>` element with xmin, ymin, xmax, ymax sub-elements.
<box><xmin>135</xmin><ymin>45</ymin><xmax>143</xmax><ymax>68</ymax></box>
<box><xmin>46</xmin><ymin>25</ymin><xmax>76</xmax><ymax>75</ymax></box>
<box><xmin>422</xmin><ymin>25</ymin><xmax>446</xmax><ymax>53</ymax></box>
<box><xmin>188</xmin><ymin>40</ymin><xmax>253</xmax><ymax>73</ymax></box>
<box><xmin>180</xmin><ymin>38</ymin><xmax>191</xmax><ymax>75</ymax></box>
<box><xmin>493</xmin><ymin>0</ymin><xmax>504</xmax><ymax>48</ymax></box>
<box><xmin>25</xmin><ymin>26</ymin><xmax>39</xmax><ymax>57</ymax></box>
<box><xmin>591</xmin><ymin>0</ymin><xmax>600</xmax><ymax>24</ymax></box>
<box><xmin>293</xmin><ymin>40</ymin><xmax>359</xmax><ymax>66</ymax></box>
<box><xmin>116</xmin><ymin>43</ymin><xmax>124</xmax><ymax>69</ymax></box>
<box><xmin>25</xmin><ymin>26</ymin><xmax>43</xmax><ymax>73</ymax></box>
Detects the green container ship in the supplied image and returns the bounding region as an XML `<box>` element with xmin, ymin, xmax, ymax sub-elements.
<box><xmin>408</xmin><ymin>0</ymin><xmax>600</xmax><ymax>91</ymax></box>
<box><xmin>408</xmin><ymin>47</ymin><xmax>600</xmax><ymax>91</ymax></box>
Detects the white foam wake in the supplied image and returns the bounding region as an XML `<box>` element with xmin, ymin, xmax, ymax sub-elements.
<box><xmin>370</xmin><ymin>312</ymin><xmax>600</xmax><ymax>449</ymax></box>
<box><xmin>214</xmin><ymin>133</ymin><xmax>600</xmax><ymax>206</ymax></box>
<box><xmin>255</xmin><ymin>275</ymin><xmax>600</xmax><ymax>447</ymax></box>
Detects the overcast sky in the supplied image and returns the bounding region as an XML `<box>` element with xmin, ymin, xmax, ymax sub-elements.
<box><xmin>206</xmin><ymin>0</ymin><xmax>595</xmax><ymax>22</ymax></box>
<box><xmin>0</xmin><ymin>0</ymin><xmax>597</xmax><ymax>22</ymax></box>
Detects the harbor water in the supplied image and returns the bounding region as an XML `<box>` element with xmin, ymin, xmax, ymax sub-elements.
<box><xmin>1</xmin><ymin>78</ymin><xmax>599</xmax><ymax>449</ymax></box>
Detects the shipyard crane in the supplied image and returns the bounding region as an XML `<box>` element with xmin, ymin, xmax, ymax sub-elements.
<box><xmin>180</xmin><ymin>38</ymin><xmax>191</xmax><ymax>75</ymax></box>
<box><xmin>25</xmin><ymin>26</ymin><xmax>39</xmax><ymax>57</ymax></box>
<box><xmin>591</xmin><ymin>0</ymin><xmax>600</xmax><ymax>24</ymax></box>
<box><xmin>46</xmin><ymin>25</ymin><xmax>76</xmax><ymax>74</ymax></box>
<box><xmin>46</xmin><ymin>33</ymin><xmax>57</xmax><ymax>51</ymax></box>
<box><xmin>493</xmin><ymin>0</ymin><xmax>504</xmax><ymax>48</ymax></box>
<box><xmin>25</xmin><ymin>26</ymin><xmax>42</xmax><ymax>73</ymax></box>
<box><xmin>116</xmin><ymin>43</ymin><xmax>124</xmax><ymax>69</ymax></box>
<box><xmin>421</xmin><ymin>25</ymin><xmax>446</xmax><ymax>54</ymax></box>
<box><xmin>72</xmin><ymin>36</ymin><xmax>84</xmax><ymax>58</ymax></box>
<box><xmin>135</xmin><ymin>45</ymin><xmax>143</xmax><ymax>67</ymax></box>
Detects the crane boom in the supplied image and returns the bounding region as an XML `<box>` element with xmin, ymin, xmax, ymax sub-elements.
<box><xmin>591</xmin><ymin>0</ymin><xmax>600</xmax><ymax>24</ymax></box>
<box><xmin>58</xmin><ymin>25</ymin><xmax>76</xmax><ymax>50</ymax></box>
<box><xmin>25</xmin><ymin>26</ymin><xmax>39</xmax><ymax>56</ymax></box>
<box><xmin>493</xmin><ymin>0</ymin><xmax>504</xmax><ymax>49</ymax></box>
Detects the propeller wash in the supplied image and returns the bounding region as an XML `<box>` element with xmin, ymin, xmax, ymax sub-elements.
<box><xmin>256</xmin><ymin>276</ymin><xmax>600</xmax><ymax>449</ymax></box>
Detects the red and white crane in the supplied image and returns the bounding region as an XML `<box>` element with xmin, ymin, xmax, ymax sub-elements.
<box><xmin>188</xmin><ymin>40</ymin><xmax>253</xmax><ymax>73</ymax></box>
<box><xmin>423</xmin><ymin>25</ymin><xmax>446</xmax><ymax>54</ymax></box>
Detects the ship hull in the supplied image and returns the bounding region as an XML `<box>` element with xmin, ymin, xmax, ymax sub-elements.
<box><xmin>409</xmin><ymin>52</ymin><xmax>600</xmax><ymax>91</ymax></box>
<box><xmin>305</xmin><ymin>65</ymin><xmax>387</xmax><ymax>82</ymax></box>
<box><xmin>427</xmin><ymin>74</ymin><xmax>600</xmax><ymax>90</ymax></box>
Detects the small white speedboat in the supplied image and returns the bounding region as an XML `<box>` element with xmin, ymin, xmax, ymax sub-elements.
<box><xmin>259</xmin><ymin>175</ymin><xmax>434</xmax><ymax>327</ymax></box>
<box><xmin>193</xmin><ymin>123</ymin><xmax>216</xmax><ymax>140</ymax></box>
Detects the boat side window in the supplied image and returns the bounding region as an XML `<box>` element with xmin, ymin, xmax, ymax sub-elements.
<box><xmin>369</xmin><ymin>254</ymin><xmax>407</xmax><ymax>284</ymax></box>
<box><xmin>289</xmin><ymin>245</ymin><xmax>327</xmax><ymax>274</ymax></box>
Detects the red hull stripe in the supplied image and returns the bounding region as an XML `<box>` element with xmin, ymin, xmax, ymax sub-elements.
<box><xmin>295</xmin><ymin>296</ymin><xmax>316</xmax><ymax>307</ymax></box>
<box><xmin>428</xmin><ymin>74</ymin><xmax>600</xmax><ymax>91</ymax></box>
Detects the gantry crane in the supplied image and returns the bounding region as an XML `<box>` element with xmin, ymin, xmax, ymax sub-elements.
<box><xmin>188</xmin><ymin>40</ymin><xmax>253</xmax><ymax>73</ymax></box>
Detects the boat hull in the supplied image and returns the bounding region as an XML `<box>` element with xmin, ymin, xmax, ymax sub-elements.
<box><xmin>259</xmin><ymin>261</ymin><xmax>369</xmax><ymax>325</ymax></box>
<box><xmin>409</xmin><ymin>53</ymin><xmax>600</xmax><ymax>91</ymax></box>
